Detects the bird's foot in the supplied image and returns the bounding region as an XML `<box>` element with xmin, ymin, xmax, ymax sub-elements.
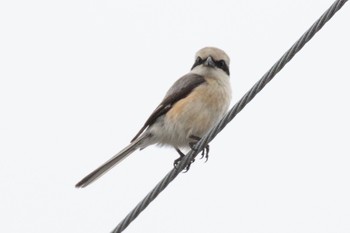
<box><xmin>189</xmin><ymin>135</ymin><xmax>210</xmax><ymax>162</ymax></box>
<box><xmin>174</xmin><ymin>148</ymin><xmax>194</xmax><ymax>172</ymax></box>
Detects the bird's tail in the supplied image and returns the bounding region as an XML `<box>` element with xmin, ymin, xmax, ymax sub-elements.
<box><xmin>75</xmin><ymin>134</ymin><xmax>148</xmax><ymax>188</ymax></box>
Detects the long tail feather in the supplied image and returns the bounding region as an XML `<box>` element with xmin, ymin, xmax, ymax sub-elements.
<box><xmin>75</xmin><ymin>135</ymin><xmax>147</xmax><ymax>188</ymax></box>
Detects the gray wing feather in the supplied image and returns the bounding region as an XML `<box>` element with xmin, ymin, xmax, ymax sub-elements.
<box><xmin>131</xmin><ymin>73</ymin><xmax>206</xmax><ymax>142</ymax></box>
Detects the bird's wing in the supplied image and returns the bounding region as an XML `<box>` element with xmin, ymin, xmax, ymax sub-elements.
<box><xmin>131</xmin><ymin>73</ymin><xmax>206</xmax><ymax>142</ymax></box>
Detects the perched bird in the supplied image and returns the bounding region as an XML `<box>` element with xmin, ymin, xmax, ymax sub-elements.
<box><xmin>75</xmin><ymin>47</ymin><xmax>232</xmax><ymax>188</ymax></box>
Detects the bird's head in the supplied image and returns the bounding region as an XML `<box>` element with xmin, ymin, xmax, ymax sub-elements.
<box><xmin>191</xmin><ymin>47</ymin><xmax>230</xmax><ymax>76</ymax></box>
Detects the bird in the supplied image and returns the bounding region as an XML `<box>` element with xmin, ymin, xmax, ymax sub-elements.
<box><xmin>75</xmin><ymin>47</ymin><xmax>232</xmax><ymax>188</ymax></box>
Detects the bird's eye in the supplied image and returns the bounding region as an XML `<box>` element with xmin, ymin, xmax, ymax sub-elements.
<box><xmin>191</xmin><ymin>57</ymin><xmax>203</xmax><ymax>70</ymax></box>
<box><xmin>215</xmin><ymin>60</ymin><xmax>230</xmax><ymax>75</ymax></box>
<box><xmin>217</xmin><ymin>60</ymin><xmax>226</xmax><ymax>69</ymax></box>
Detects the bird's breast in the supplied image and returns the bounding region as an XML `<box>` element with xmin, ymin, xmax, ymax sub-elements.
<box><xmin>160</xmin><ymin>76</ymin><xmax>231</xmax><ymax>147</ymax></box>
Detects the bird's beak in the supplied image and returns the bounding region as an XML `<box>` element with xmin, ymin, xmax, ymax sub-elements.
<box><xmin>203</xmin><ymin>56</ymin><xmax>215</xmax><ymax>68</ymax></box>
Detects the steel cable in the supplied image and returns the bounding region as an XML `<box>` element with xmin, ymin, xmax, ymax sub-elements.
<box><xmin>111</xmin><ymin>0</ymin><xmax>348</xmax><ymax>232</ymax></box>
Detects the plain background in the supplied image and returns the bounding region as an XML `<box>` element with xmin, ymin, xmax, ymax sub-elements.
<box><xmin>1</xmin><ymin>0</ymin><xmax>349</xmax><ymax>232</ymax></box>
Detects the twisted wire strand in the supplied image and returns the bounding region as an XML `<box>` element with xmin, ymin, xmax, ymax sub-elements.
<box><xmin>111</xmin><ymin>0</ymin><xmax>348</xmax><ymax>232</ymax></box>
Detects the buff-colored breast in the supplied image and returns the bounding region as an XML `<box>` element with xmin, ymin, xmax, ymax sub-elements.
<box><xmin>164</xmin><ymin>76</ymin><xmax>231</xmax><ymax>144</ymax></box>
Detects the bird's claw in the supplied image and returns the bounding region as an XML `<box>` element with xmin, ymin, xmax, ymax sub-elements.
<box><xmin>200</xmin><ymin>144</ymin><xmax>210</xmax><ymax>162</ymax></box>
<box><xmin>173</xmin><ymin>155</ymin><xmax>195</xmax><ymax>172</ymax></box>
<box><xmin>189</xmin><ymin>135</ymin><xmax>210</xmax><ymax>162</ymax></box>
<box><xmin>174</xmin><ymin>148</ymin><xmax>195</xmax><ymax>172</ymax></box>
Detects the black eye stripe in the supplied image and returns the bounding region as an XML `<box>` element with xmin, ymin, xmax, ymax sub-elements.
<box><xmin>215</xmin><ymin>60</ymin><xmax>230</xmax><ymax>76</ymax></box>
<box><xmin>191</xmin><ymin>57</ymin><xmax>230</xmax><ymax>76</ymax></box>
<box><xmin>191</xmin><ymin>56</ymin><xmax>204</xmax><ymax>70</ymax></box>
<box><xmin>215</xmin><ymin>60</ymin><xmax>225</xmax><ymax>68</ymax></box>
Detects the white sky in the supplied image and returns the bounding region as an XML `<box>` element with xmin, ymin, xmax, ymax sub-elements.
<box><xmin>1</xmin><ymin>0</ymin><xmax>350</xmax><ymax>232</ymax></box>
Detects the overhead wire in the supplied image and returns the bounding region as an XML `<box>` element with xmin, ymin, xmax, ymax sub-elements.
<box><xmin>111</xmin><ymin>0</ymin><xmax>348</xmax><ymax>232</ymax></box>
